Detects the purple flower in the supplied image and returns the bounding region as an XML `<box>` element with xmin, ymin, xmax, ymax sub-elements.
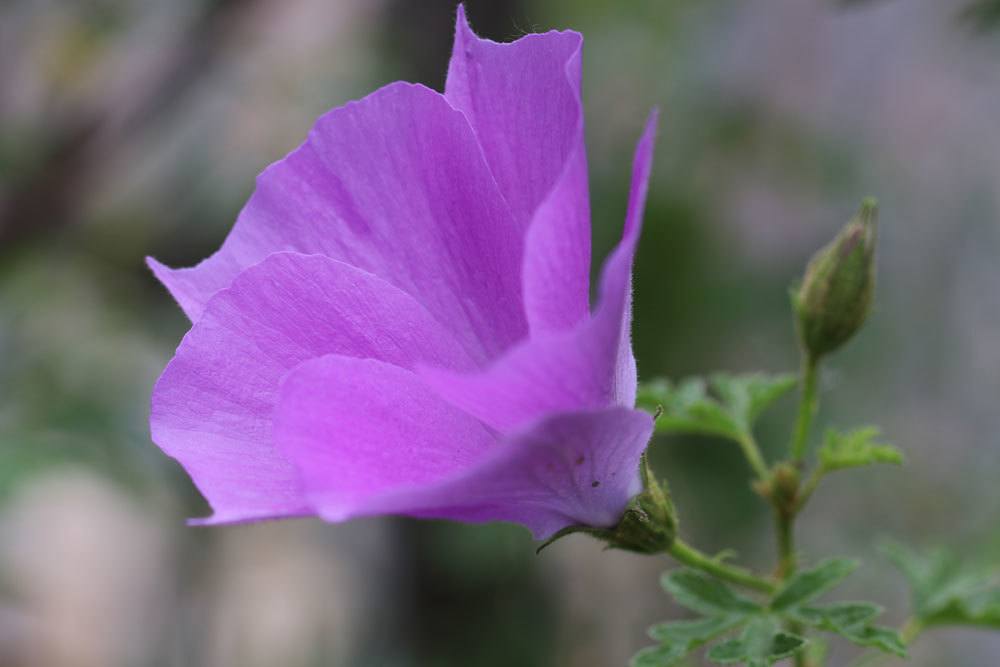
<box><xmin>149</xmin><ymin>7</ymin><xmax>658</xmax><ymax>540</ymax></box>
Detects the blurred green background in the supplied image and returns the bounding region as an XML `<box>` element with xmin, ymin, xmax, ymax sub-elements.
<box><xmin>1</xmin><ymin>1</ymin><xmax>999</xmax><ymax>665</ymax></box>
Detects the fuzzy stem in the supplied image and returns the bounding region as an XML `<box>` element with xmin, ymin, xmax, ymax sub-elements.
<box><xmin>790</xmin><ymin>355</ymin><xmax>820</xmax><ymax>462</ymax></box>
<box><xmin>775</xmin><ymin>511</ymin><xmax>797</xmax><ymax>579</ymax></box>
<box><xmin>782</xmin><ymin>354</ymin><xmax>825</xmax><ymax>665</ymax></box>
<box><xmin>737</xmin><ymin>431</ymin><xmax>771</xmax><ymax>481</ymax></box>
<box><xmin>774</xmin><ymin>504</ymin><xmax>808</xmax><ymax>666</ymax></box>
<box><xmin>668</xmin><ymin>538</ymin><xmax>776</xmax><ymax>594</ymax></box>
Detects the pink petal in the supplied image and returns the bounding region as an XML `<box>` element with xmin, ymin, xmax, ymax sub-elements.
<box><xmin>420</xmin><ymin>111</ymin><xmax>660</xmax><ymax>431</ymax></box>
<box><xmin>151</xmin><ymin>252</ymin><xmax>474</xmax><ymax>524</ymax></box>
<box><xmin>398</xmin><ymin>407</ymin><xmax>654</xmax><ymax>539</ymax></box>
<box><xmin>612</xmin><ymin>109</ymin><xmax>660</xmax><ymax>408</ymax></box>
<box><xmin>274</xmin><ymin>353</ymin><xmax>654</xmax><ymax>539</ymax></box>
<box><xmin>273</xmin><ymin>355</ymin><xmax>498</xmax><ymax>521</ymax></box>
<box><xmin>447</xmin><ymin>6</ymin><xmax>590</xmax><ymax>334</ymax></box>
<box><xmin>149</xmin><ymin>82</ymin><xmax>526</xmax><ymax>364</ymax></box>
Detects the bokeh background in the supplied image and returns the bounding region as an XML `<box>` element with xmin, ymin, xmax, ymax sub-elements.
<box><xmin>2</xmin><ymin>1</ymin><xmax>999</xmax><ymax>665</ymax></box>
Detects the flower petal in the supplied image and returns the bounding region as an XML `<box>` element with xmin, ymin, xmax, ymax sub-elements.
<box><xmin>399</xmin><ymin>407</ymin><xmax>654</xmax><ymax>540</ymax></box>
<box><xmin>151</xmin><ymin>252</ymin><xmax>474</xmax><ymax>524</ymax></box>
<box><xmin>149</xmin><ymin>82</ymin><xmax>526</xmax><ymax>364</ymax></box>
<box><xmin>611</xmin><ymin>109</ymin><xmax>660</xmax><ymax>408</ymax></box>
<box><xmin>273</xmin><ymin>353</ymin><xmax>653</xmax><ymax>539</ymax></box>
<box><xmin>447</xmin><ymin>6</ymin><xmax>590</xmax><ymax>333</ymax></box>
<box><xmin>420</xmin><ymin>111</ymin><xmax>659</xmax><ymax>430</ymax></box>
<box><xmin>273</xmin><ymin>355</ymin><xmax>498</xmax><ymax>520</ymax></box>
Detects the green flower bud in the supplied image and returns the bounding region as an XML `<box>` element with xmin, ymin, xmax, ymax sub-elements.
<box><xmin>753</xmin><ymin>462</ymin><xmax>800</xmax><ymax>517</ymax></box>
<box><xmin>793</xmin><ymin>198</ymin><xmax>878</xmax><ymax>360</ymax></box>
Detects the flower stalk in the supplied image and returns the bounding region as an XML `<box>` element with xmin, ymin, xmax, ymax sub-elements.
<box><xmin>667</xmin><ymin>538</ymin><xmax>776</xmax><ymax>594</ymax></box>
<box><xmin>737</xmin><ymin>431</ymin><xmax>771</xmax><ymax>482</ymax></box>
<box><xmin>790</xmin><ymin>353</ymin><xmax>820</xmax><ymax>463</ymax></box>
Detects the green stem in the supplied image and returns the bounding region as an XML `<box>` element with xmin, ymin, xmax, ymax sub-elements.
<box><xmin>774</xmin><ymin>502</ymin><xmax>806</xmax><ymax>666</ymax></box>
<box><xmin>775</xmin><ymin>511</ymin><xmax>797</xmax><ymax>579</ymax></box>
<box><xmin>668</xmin><ymin>538</ymin><xmax>776</xmax><ymax>594</ymax></box>
<box><xmin>737</xmin><ymin>432</ymin><xmax>771</xmax><ymax>482</ymax></box>
<box><xmin>900</xmin><ymin>617</ymin><xmax>924</xmax><ymax>644</ymax></box>
<box><xmin>778</xmin><ymin>518</ymin><xmax>807</xmax><ymax>667</ymax></box>
<box><xmin>794</xmin><ymin>466</ymin><xmax>825</xmax><ymax>513</ymax></box>
<box><xmin>790</xmin><ymin>355</ymin><xmax>820</xmax><ymax>462</ymax></box>
<box><xmin>782</xmin><ymin>355</ymin><xmax>824</xmax><ymax>665</ymax></box>
<box><xmin>790</xmin><ymin>618</ymin><xmax>810</xmax><ymax>667</ymax></box>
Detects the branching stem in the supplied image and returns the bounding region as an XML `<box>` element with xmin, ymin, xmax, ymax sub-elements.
<box><xmin>780</xmin><ymin>353</ymin><xmax>826</xmax><ymax>666</ymax></box>
<box><xmin>794</xmin><ymin>466</ymin><xmax>825</xmax><ymax>513</ymax></box>
<box><xmin>737</xmin><ymin>431</ymin><xmax>771</xmax><ymax>482</ymax></box>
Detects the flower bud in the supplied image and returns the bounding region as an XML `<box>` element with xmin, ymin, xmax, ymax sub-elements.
<box><xmin>793</xmin><ymin>199</ymin><xmax>878</xmax><ymax>360</ymax></box>
<box><xmin>753</xmin><ymin>462</ymin><xmax>800</xmax><ymax>517</ymax></box>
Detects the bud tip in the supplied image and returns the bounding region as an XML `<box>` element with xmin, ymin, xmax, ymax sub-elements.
<box><xmin>859</xmin><ymin>197</ymin><xmax>878</xmax><ymax>221</ymax></box>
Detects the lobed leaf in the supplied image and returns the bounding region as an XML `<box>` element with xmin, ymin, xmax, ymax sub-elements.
<box><xmin>839</xmin><ymin>625</ymin><xmax>907</xmax><ymax>657</ymax></box>
<box><xmin>648</xmin><ymin>615</ymin><xmax>743</xmax><ymax>644</ymax></box>
<box><xmin>638</xmin><ymin>373</ymin><xmax>795</xmax><ymax>441</ymax></box>
<box><xmin>793</xmin><ymin>602</ymin><xmax>883</xmax><ymax>631</ymax></box>
<box><xmin>630</xmin><ymin>643</ymin><xmax>687</xmax><ymax>667</ymax></box>
<box><xmin>635</xmin><ymin>615</ymin><xmax>746</xmax><ymax>667</ymax></box>
<box><xmin>818</xmin><ymin>426</ymin><xmax>903</xmax><ymax>472</ymax></box>
<box><xmin>706</xmin><ymin>617</ymin><xmax>806</xmax><ymax>666</ymax></box>
<box><xmin>709</xmin><ymin>373</ymin><xmax>797</xmax><ymax>431</ymax></box>
<box><xmin>770</xmin><ymin>558</ymin><xmax>859</xmax><ymax>611</ymax></box>
<box><xmin>791</xmin><ymin>601</ymin><xmax>904</xmax><ymax>656</ymax></box>
<box><xmin>707</xmin><ymin>639</ymin><xmax>746</xmax><ymax>664</ymax></box>
<box><xmin>639</xmin><ymin>377</ymin><xmax>741</xmax><ymax>439</ymax></box>
<box><xmin>882</xmin><ymin>541</ymin><xmax>1000</xmax><ymax>629</ymax></box>
<box><xmin>635</xmin><ymin>568</ymin><xmax>775</xmax><ymax>667</ymax></box>
<box><xmin>662</xmin><ymin>569</ymin><xmax>763</xmax><ymax>616</ymax></box>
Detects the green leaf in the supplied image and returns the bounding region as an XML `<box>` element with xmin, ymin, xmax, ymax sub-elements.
<box><xmin>707</xmin><ymin>639</ymin><xmax>746</xmax><ymax>664</ymax></box>
<box><xmin>839</xmin><ymin>625</ymin><xmax>907</xmax><ymax>657</ymax></box>
<box><xmin>635</xmin><ymin>615</ymin><xmax>746</xmax><ymax>667</ymax></box>
<box><xmin>793</xmin><ymin>602</ymin><xmax>883</xmax><ymax>631</ymax></box>
<box><xmin>790</xmin><ymin>601</ymin><xmax>903</xmax><ymax>655</ymax></box>
<box><xmin>768</xmin><ymin>632</ymin><xmax>808</xmax><ymax>660</ymax></box>
<box><xmin>638</xmin><ymin>566</ymin><xmax>772</xmax><ymax>667</ymax></box>
<box><xmin>639</xmin><ymin>377</ymin><xmax>742</xmax><ymax>439</ymax></box>
<box><xmin>638</xmin><ymin>373</ymin><xmax>795</xmax><ymax>440</ymax></box>
<box><xmin>818</xmin><ymin>426</ymin><xmax>903</xmax><ymax>472</ymax></box>
<box><xmin>662</xmin><ymin>569</ymin><xmax>763</xmax><ymax>616</ymax></box>
<box><xmin>709</xmin><ymin>373</ymin><xmax>797</xmax><ymax>431</ymax></box>
<box><xmin>706</xmin><ymin>617</ymin><xmax>807</xmax><ymax>666</ymax></box>
<box><xmin>770</xmin><ymin>558</ymin><xmax>859</xmax><ymax>611</ymax></box>
<box><xmin>648</xmin><ymin>615</ymin><xmax>743</xmax><ymax>644</ymax></box>
<box><xmin>636</xmin><ymin>377</ymin><xmax>699</xmax><ymax>409</ymax></box>
<box><xmin>630</xmin><ymin>643</ymin><xmax>687</xmax><ymax>667</ymax></box>
<box><xmin>666</xmin><ymin>400</ymin><xmax>743</xmax><ymax>439</ymax></box>
<box><xmin>882</xmin><ymin>541</ymin><xmax>1000</xmax><ymax>628</ymax></box>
